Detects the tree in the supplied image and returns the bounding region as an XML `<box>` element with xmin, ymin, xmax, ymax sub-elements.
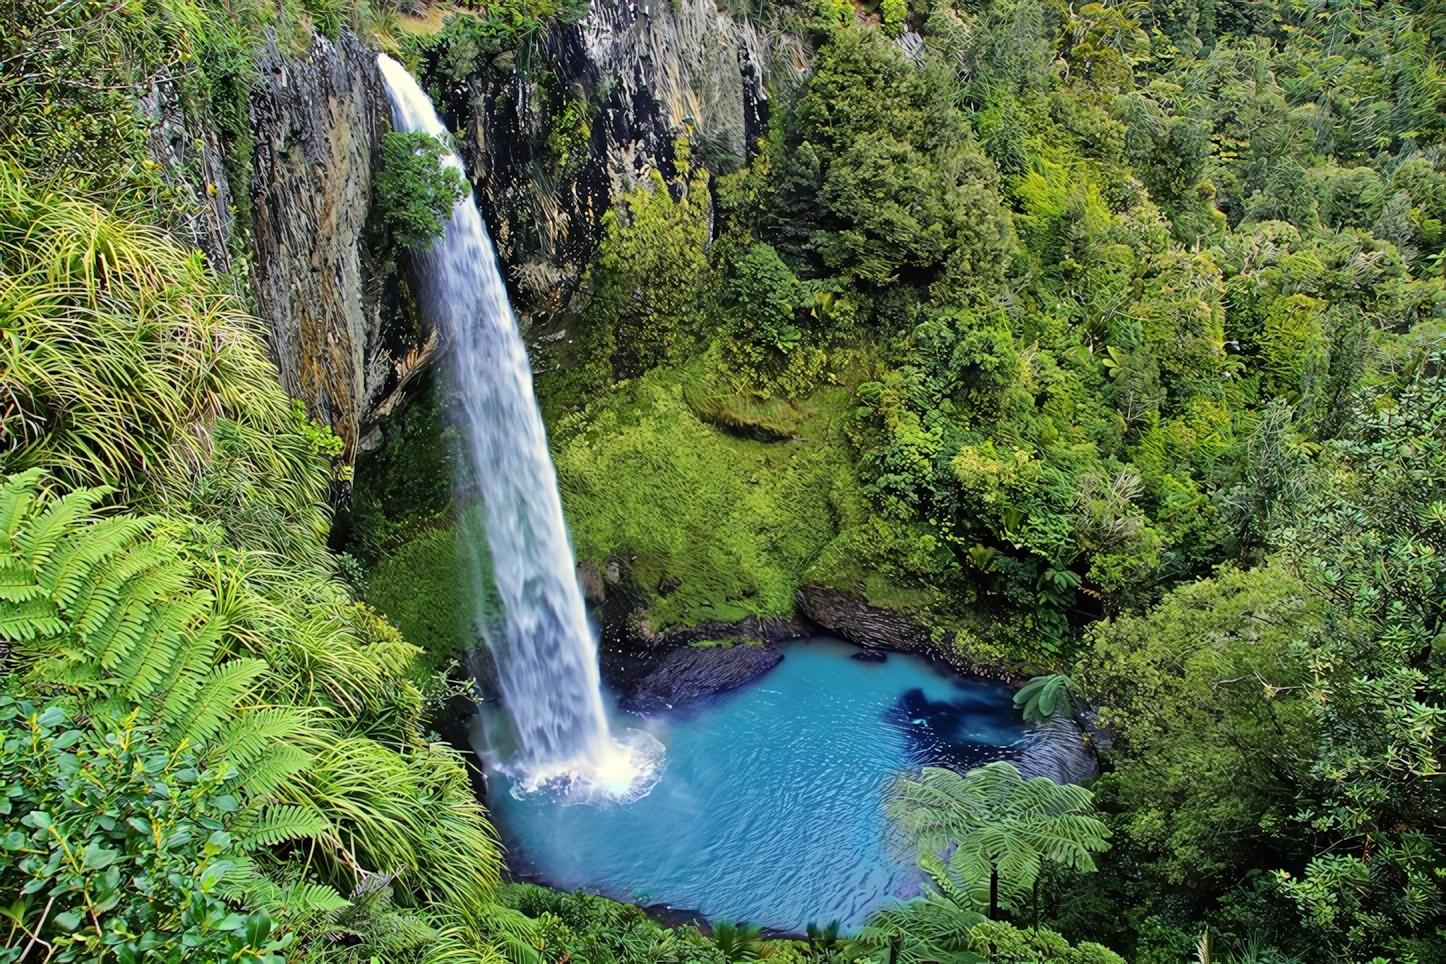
<box><xmin>373</xmin><ymin>131</ymin><xmax>466</xmax><ymax>273</ymax></box>
<box><xmin>1077</xmin><ymin>564</ymin><xmax>1324</xmax><ymax>889</ymax></box>
<box><xmin>586</xmin><ymin>156</ymin><xmax>711</xmax><ymax>379</ymax></box>
<box><xmin>778</xmin><ymin>27</ymin><xmax>1013</xmax><ymax>306</ymax></box>
<box><xmin>889</xmin><ymin>762</ymin><xmax>1110</xmax><ymax>922</ymax></box>
<box><xmin>1269</xmin><ymin>363</ymin><xmax>1446</xmax><ymax>959</ymax></box>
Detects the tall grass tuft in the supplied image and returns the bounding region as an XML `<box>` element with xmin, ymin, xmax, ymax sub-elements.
<box><xmin>0</xmin><ymin>167</ymin><xmax>330</xmax><ymax>556</ymax></box>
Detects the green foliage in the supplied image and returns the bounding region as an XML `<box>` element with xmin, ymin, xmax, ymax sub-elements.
<box><xmin>365</xmin><ymin>526</ymin><xmax>471</xmax><ymax>668</ymax></box>
<box><xmin>373</xmin><ymin>131</ymin><xmax>466</xmax><ymax>274</ymax></box>
<box><xmin>1012</xmin><ymin>675</ymin><xmax>1086</xmax><ymax>725</ymax></box>
<box><xmin>546</xmin><ymin>87</ymin><xmax>596</xmax><ymax>179</ymax></box>
<box><xmin>1078</xmin><ymin>565</ymin><xmax>1323</xmax><ymax>888</ymax></box>
<box><xmin>779</xmin><ymin>27</ymin><xmax>1012</xmax><ymax>303</ymax></box>
<box><xmin>342</xmin><ymin>373</ymin><xmax>459</xmax><ymax>564</ymax></box>
<box><xmin>0</xmin><ymin>696</ymin><xmax>290</xmax><ymax>963</ymax></box>
<box><xmin>965</xmin><ymin>921</ymin><xmax>1124</xmax><ymax>964</ymax></box>
<box><xmin>584</xmin><ymin>157</ymin><xmax>712</xmax><ymax>379</ymax></box>
<box><xmin>499</xmin><ymin>884</ymin><xmax>727</xmax><ymax>964</ymax></box>
<box><xmin>0</xmin><ymin>468</ymin><xmax>502</xmax><ymax>923</ymax></box>
<box><xmin>889</xmin><ymin>762</ymin><xmax>1110</xmax><ymax>920</ymax></box>
<box><xmin>855</xmin><ymin>890</ymin><xmax>985</xmax><ymax>964</ymax></box>
<box><xmin>1266</xmin><ymin>362</ymin><xmax>1446</xmax><ymax>957</ymax></box>
<box><xmin>880</xmin><ymin>0</ymin><xmax>908</xmax><ymax>34</ymax></box>
<box><xmin>711</xmin><ymin>920</ymin><xmax>764</xmax><ymax>963</ymax></box>
<box><xmin>0</xmin><ymin>170</ymin><xmax>329</xmax><ymax>557</ymax></box>
<box><xmin>418</xmin><ymin>0</ymin><xmax>593</xmax><ymax>78</ymax></box>
<box><xmin>553</xmin><ymin>370</ymin><xmax>857</xmax><ymax>630</ymax></box>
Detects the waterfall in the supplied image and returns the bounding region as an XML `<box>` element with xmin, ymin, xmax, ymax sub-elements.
<box><xmin>377</xmin><ymin>56</ymin><xmax>662</xmax><ymax>803</ymax></box>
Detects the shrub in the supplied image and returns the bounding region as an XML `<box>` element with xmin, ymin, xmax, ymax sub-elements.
<box><xmin>373</xmin><ymin>131</ymin><xmax>466</xmax><ymax>274</ymax></box>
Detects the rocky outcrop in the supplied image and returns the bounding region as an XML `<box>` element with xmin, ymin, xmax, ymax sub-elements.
<box><xmin>1013</xmin><ymin>716</ymin><xmax>1100</xmax><ymax>785</ymax></box>
<box><xmin>248</xmin><ymin>28</ymin><xmax>394</xmax><ymax>458</ymax></box>
<box><xmin>796</xmin><ymin>585</ymin><xmax>1020</xmax><ymax>682</ymax></box>
<box><xmin>142</xmin><ymin>70</ymin><xmax>235</xmax><ymax>274</ymax></box>
<box><xmin>238</xmin><ymin>4</ymin><xmax>795</xmax><ymax>459</ymax></box>
<box><xmin>599</xmin><ymin>607</ymin><xmax>809</xmax><ymax>694</ymax></box>
<box><xmin>430</xmin><ymin>0</ymin><xmax>794</xmax><ymax>326</ymax></box>
<box><xmin>619</xmin><ymin>642</ymin><xmax>783</xmax><ymax>714</ymax></box>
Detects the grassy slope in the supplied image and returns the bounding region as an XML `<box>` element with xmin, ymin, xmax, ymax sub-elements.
<box><xmin>548</xmin><ymin>367</ymin><xmax>858</xmax><ymax>630</ymax></box>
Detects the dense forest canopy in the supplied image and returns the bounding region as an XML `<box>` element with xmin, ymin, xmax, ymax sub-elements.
<box><xmin>2</xmin><ymin>0</ymin><xmax>1445</xmax><ymax>960</ymax></box>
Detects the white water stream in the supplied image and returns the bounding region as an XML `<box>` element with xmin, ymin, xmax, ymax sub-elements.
<box><xmin>377</xmin><ymin>56</ymin><xmax>662</xmax><ymax>803</ymax></box>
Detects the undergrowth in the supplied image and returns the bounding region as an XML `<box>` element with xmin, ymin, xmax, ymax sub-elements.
<box><xmin>550</xmin><ymin>368</ymin><xmax>857</xmax><ymax>631</ymax></box>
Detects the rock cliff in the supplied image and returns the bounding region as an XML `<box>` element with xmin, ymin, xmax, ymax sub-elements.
<box><xmin>237</xmin><ymin>5</ymin><xmax>790</xmax><ymax>455</ymax></box>
<box><xmin>141</xmin><ymin>69</ymin><xmax>236</xmax><ymax>275</ymax></box>
<box><xmin>247</xmin><ymin>28</ymin><xmax>394</xmax><ymax>459</ymax></box>
<box><xmin>427</xmin><ymin>0</ymin><xmax>789</xmax><ymax>326</ymax></box>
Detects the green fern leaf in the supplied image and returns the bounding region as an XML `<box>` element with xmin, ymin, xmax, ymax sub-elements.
<box><xmin>160</xmin><ymin>657</ymin><xmax>267</xmax><ymax>746</ymax></box>
<box><xmin>16</xmin><ymin>487</ymin><xmax>108</xmax><ymax>570</ymax></box>
<box><xmin>236</xmin><ymin>804</ymin><xmax>332</xmax><ymax>851</ymax></box>
<box><xmin>113</xmin><ymin>589</ymin><xmax>212</xmax><ymax>699</ymax></box>
<box><xmin>0</xmin><ymin>597</ymin><xmax>64</xmax><ymax>640</ymax></box>
<box><xmin>0</xmin><ymin>558</ymin><xmax>43</xmax><ymax>601</ymax></box>
<box><xmin>40</xmin><ymin>515</ymin><xmax>150</xmax><ymax>605</ymax></box>
<box><xmin>0</xmin><ymin>469</ymin><xmax>45</xmax><ymax>552</ymax></box>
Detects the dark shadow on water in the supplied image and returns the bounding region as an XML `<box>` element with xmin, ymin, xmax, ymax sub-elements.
<box><xmin>887</xmin><ymin>687</ymin><xmax>1024</xmax><ymax>771</ymax></box>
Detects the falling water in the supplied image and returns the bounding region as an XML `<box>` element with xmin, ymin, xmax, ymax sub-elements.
<box><xmin>377</xmin><ymin>56</ymin><xmax>662</xmax><ymax>803</ymax></box>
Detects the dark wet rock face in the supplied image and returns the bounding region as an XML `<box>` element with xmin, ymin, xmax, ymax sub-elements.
<box><xmin>1012</xmin><ymin>716</ymin><xmax>1101</xmax><ymax>785</ymax></box>
<box><xmin>619</xmin><ymin>643</ymin><xmax>783</xmax><ymax>714</ymax></box>
<box><xmin>248</xmin><ymin>28</ymin><xmax>393</xmax><ymax>459</ymax></box>
<box><xmin>796</xmin><ymin>585</ymin><xmax>1018</xmax><ymax>682</ymax></box>
<box><xmin>598</xmin><ymin>610</ymin><xmax>809</xmax><ymax>694</ymax></box>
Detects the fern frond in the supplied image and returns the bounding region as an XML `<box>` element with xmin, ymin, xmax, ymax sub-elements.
<box><xmin>160</xmin><ymin>657</ymin><xmax>267</xmax><ymax>746</ymax></box>
<box><xmin>237</xmin><ymin>744</ymin><xmax>314</xmax><ymax>798</ymax></box>
<box><xmin>271</xmin><ymin>880</ymin><xmax>351</xmax><ymax>917</ymax></box>
<box><xmin>0</xmin><ymin>559</ymin><xmax>44</xmax><ymax>602</ymax></box>
<box><xmin>142</xmin><ymin>605</ymin><xmax>227</xmax><ymax>706</ymax></box>
<box><xmin>16</xmin><ymin>486</ymin><xmax>110</xmax><ymax>570</ymax></box>
<box><xmin>0</xmin><ymin>469</ymin><xmax>45</xmax><ymax>550</ymax></box>
<box><xmin>0</xmin><ymin>597</ymin><xmax>64</xmax><ymax>641</ymax></box>
<box><xmin>235</xmin><ymin>804</ymin><xmax>333</xmax><ymax>851</ymax></box>
<box><xmin>39</xmin><ymin>515</ymin><xmax>150</xmax><ymax>605</ymax></box>
<box><xmin>70</xmin><ymin>543</ymin><xmax>189</xmax><ymax>663</ymax></box>
<box><xmin>112</xmin><ymin>588</ymin><xmax>213</xmax><ymax>699</ymax></box>
<box><xmin>213</xmin><ymin>705</ymin><xmax>314</xmax><ymax>769</ymax></box>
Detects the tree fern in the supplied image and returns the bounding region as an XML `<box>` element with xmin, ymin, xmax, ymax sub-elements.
<box><xmin>889</xmin><ymin>762</ymin><xmax>1111</xmax><ymax>919</ymax></box>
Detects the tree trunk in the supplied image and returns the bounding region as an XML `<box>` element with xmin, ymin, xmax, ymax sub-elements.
<box><xmin>989</xmin><ymin>869</ymin><xmax>998</xmax><ymax>920</ymax></box>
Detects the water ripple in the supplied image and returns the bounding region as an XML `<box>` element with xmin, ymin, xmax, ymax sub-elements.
<box><xmin>486</xmin><ymin>638</ymin><xmax>1027</xmax><ymax>930</ymax></box>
